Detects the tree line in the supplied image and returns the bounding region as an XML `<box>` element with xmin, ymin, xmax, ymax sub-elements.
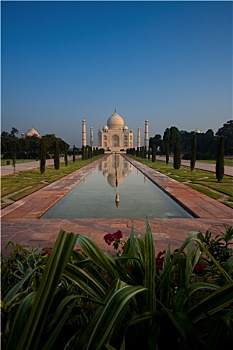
<box><xmin>0</xmin><ymin>128</ymin><xmax>104</xmax><ymax>174</ymax></box>
<box><xmin>127</xmin><ymin>120</ymin><xmax>232</xmax><ymax>183</ymax></box>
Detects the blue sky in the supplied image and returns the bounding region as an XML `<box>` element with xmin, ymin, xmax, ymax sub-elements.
<box><xmin>1</xmin><ymin>1</ymin><xmax>232</xmax><ymax>147</ymax></box>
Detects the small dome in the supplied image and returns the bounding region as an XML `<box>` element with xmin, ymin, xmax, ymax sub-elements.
<box><xmin>103</xmin><ymin>125</ymin><xmax>108</xmax><ymax>130</ymax></box>
<box><xmin>124</xmin><ymin>125</ymin><xmax>128</xmax><ymax>130</ymax></box>
<box><xmin>107</xmin><ymin>112</ymin><xmax>124</xmax><ymax>129</ymax></box>
<box><xmin>26</xmin><ymin>127</ymin><xmax>41</xmax><ymax>138</ymax></box>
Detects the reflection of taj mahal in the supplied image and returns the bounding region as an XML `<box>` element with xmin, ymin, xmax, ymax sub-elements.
<box><xmin>99</xmin><ymin>154</ymin><xmax>132</xmax><ymax>189</ymax></box>
<box><xmin>82</xmin><ymin>110</ymin><xmax>149</xmax><ymax>152</ymax></box>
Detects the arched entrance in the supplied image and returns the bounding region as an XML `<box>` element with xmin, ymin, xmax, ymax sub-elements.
<box><xmin>112</xmin><ymin>135</ymin><xmax>120</xmax><ymax>147</ymax></box>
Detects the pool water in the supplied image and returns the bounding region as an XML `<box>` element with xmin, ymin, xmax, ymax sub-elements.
<box><xmin>42</xmin><ymin>154</ymin><xmax>193</xmax><ymax>219</ymax></box>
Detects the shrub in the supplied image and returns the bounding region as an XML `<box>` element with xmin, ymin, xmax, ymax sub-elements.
<box><xmin>1</xmin><ymin>223</ymin><xmax>233</xmax><ymax>350</ymax></box>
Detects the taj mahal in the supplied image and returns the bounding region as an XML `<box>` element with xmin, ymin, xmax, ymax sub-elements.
<box><xmin>82</xmin><ymin>110</ymin><xmax>149</xmax><ymax>152</ymax></box>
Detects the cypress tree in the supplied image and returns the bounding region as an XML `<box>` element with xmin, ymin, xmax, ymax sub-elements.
<box><xmin>82</xmin><ymin>146</ymin><xmax>85</xmax><ymax>160</ymax></box>
<box><xmin>136</xmin><ymin>147</ymin><xmax>139</xmax><ymax>157</ymax></box>
<box><xmin>165</xmin><ymin>142</ymin><xmax>169</xmax><ymax>164</ymax></box>
<box><xmin>40</xmin><ymin>137</ymin><xmax>46</xmax><ymax>174</ymax></box>
<box><xmin>163</xmin><ymin>128</ymin><xmax>170</xmax><ymax>164</ymax></box>
<box><xmin>64</xmin><ymin>143</ymin><xmax>68</xmax><ymax>166</ymax></box>
<box><xmin>73</xmin><ymin>145</ymin><xmax>75</xmax><ymax>162</ymax></box>
<box><xmin>54</xmin><ymin>139</ymin><xmax>60</xmax><ymax>170</ymax></box>
<box><xmin>216</xmin><ymin>136</ymin><xmax>224</xmax><ymax>182</ymax></box>
<box><xmin>190</xmin><ymin>135</ymin><xmax>197</xmax><ymax>172</ymax></box>
<box><xmin>152</xmin><ymin>144</ymin><xmax>156</xmax><ymax>162</ymax></box>
<box><xmin>148</xmin><ymin>147</ymin><xmax>151</xmax><ymax>160</ymax></box>
<box><xmin>141</xmin><ymin>146</ymin><xmax>144</xmax><ymax>158</ymax></box>
<box><xmin>173</xmin><ymin>138</ymin><xmax>181</xmax><ymax>169</ymax></box>
<box><xmin>144</xmin><ymin>146</ymin><xmax>147</xmax><ymax>159</ymax></box>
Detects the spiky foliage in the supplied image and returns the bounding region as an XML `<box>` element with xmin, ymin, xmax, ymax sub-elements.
<box><xmin>2</xmin><ymin>223</ymin><xmax>233</xmax><ymax>350</ymax></box>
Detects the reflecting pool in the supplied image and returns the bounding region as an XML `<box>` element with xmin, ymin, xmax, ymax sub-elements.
<box><xmin>42</xmin><ymin>154</ymin><xmax>193</xmax><ymax>219</ymax></box>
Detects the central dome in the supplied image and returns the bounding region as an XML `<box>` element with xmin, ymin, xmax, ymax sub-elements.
<box><xmin>107</xmin><ymin>112</ymin><xmax>124</xmax><ymax>129</ymax></box>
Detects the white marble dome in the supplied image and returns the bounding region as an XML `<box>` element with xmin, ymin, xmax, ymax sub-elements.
<box><xmin>107</xmin><ymin>112</ymin><xmax>124</xmax><ymax>129</ymax></box>
<box><xmin>26</xmin><ymin>127</ymin><xmax>41</xmax><ymax>138</ymax></box>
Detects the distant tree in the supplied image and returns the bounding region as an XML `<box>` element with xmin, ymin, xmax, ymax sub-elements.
<box><xmin>64</xmin><ymin>143</ymin><xmax>68</xmax><ymax>166</ymax></box>
<box><xmin>205</xmin><ymin>129</ymin><xmax>214</xmax><ymax>137</ymax></box>
<box><xmin>216</xmin><ymin>120</ymin><xmax>233</xmax><ymax>155</ymax></box>
<box><xmin>169</xmin><ymin>126</ymin><xmax>180</xmax><ymax>153</ymax></box>
<box><xmin>216</xmin><ymin>136</ymin><xmax>224</xmax><ymax>183</ymax></box>
<box><xmin>141</xmin><ymin>146</ymin><xmax>144</xmax><ymax>159</ymax></box>
<box><xmin>54</xmin><ymin>139</ymin><xmax>60</xmax><ymax>170</ymax></box>
<box><xmin>10</xmin><ymin>127</ymin><xmax>19</xmax><ymax>137</ymax></box>
<box><xmin>136</xmin><ymin>147</ymin><xmax>139</xmax><ymax>157</ymax></box>
<box><xmin>73</xmin><ymin>145</ymin><xmax>76</xmax><ymax>162</ymax></box>
<box><xmin>173</xmin><ymin>138</ymin><xmax>181</xmax><ymax>169</ymax></box>
<box><xmin>40</xmin><ymin>137</ymin><xmax>46</xmax><ymax>174</ymax></box>
<box><xmin>151</xmin><ymin>144</ymin><xmax>156</xmax><ymax>162</ymax></box>
<box><xmin>82</xmin><ymin>146</ymin><xmax>85</xmax><ymax>160</ymax></box>
<box><xmin>163</xmin><ymin>128</ymin><xmax>170</xmax><ymax>164</ymax></box>
<box><xmin>190</xmin><ymin>135</ymin><xmax>197</xmax><ymax>171</ymax></box>
<box><xmin>148</xmin><ymin>147</ymin><xmax>151</xmax><ymax>160</ymax></box>
<box><xmin>89</xmin><ymin>146</ymin><xmax>93</xmax><ymax>158</ymax></box>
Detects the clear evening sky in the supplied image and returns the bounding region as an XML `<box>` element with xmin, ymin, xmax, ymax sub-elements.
<box><xmin>1</xmin><ymin>1</ymin><xmax>232</xmax><ymax>147</ymax></box>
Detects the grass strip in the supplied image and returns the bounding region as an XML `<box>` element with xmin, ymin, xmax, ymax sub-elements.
<box><xmin>128</xmin><ymin>156</ymin><xmax>233</xmax><ymax>207</ymax></box>
<box><xmin>1</xmin><ymin>156</ymin><xmax>104</xmax><ymax>208</ymax></box>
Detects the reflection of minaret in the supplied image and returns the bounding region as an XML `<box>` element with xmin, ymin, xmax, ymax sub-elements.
<box><xmin>144</xmin><ymin>119</ymin><xmax>149</xmax><ymax>148</ymax></box>
<box><xmin>90</xmin><ymin>127</ymin><xmax>93</xmax><ymax>147</ymax></box>
<box><xmin>82</xmin><ymin>119</ymin><xmax>86</xmax><ymax>146</ymax></box>
<box><xmin>137</xmin><ymin>127</ymin><xmax>141</xmax><ymax>148</ymax></box>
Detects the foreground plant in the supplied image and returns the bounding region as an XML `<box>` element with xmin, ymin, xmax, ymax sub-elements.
<box><xmin>1</xmin><ymin>223</ymin><xmax>233</xmax><ymax>350</ymax></box>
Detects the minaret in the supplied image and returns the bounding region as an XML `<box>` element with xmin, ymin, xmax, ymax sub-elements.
<box><xmin>144</xmin><ymin>119</ymin><xmax>149</xmax><ymax>148</ymax></box>
<box><xmin>90</xmin><ymin>127</ymin><xmax>93</xmax><ymax>147</ymax></box>
<box><xmin>137</xmin><ymin>127</ymin><xmax>141</xmax><ymax>148</ymax></box>
<box><xmin>82</xmin><ymin>119</ymin><xmax>86</xmax><ymax>146</ymax></box>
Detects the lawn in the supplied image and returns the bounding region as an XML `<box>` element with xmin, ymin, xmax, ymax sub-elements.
<box><xmin>128</xmin><ymin>156</ymin><xmax>233</xmax><ymax>209</ymax></box>
<box><xmin>1</xmin><ymin>155</ymin><xmax>104</xmax><ymax>208</ymax></box>
<box><xmin>197</xmin><ymin>158</ymin><xmax>233</xmax><ymax>167</ymax></box>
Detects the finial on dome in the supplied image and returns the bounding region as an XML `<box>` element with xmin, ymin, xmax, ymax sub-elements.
<box><xmin>114</xmin><ymin>108</ymin><xmax>116</xmax><ymax>113</ymax></box>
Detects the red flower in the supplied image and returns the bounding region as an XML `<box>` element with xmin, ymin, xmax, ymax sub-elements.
<box><xmin>44</xmin><ymin>249</ymin><xmax>52</xmax><ymax>256</ymax></box>
<box><xmin>156</xmin><ymin>250</ymin><xmax>165</xmax><ymax>270</ymax></box>
<box><xmin>194</xmin><ymin>262</ymin><xmax>205</xmax><ymax>274</ymax></box>
<box><xmin>104</xmin><ymin>230</ymin><xmax>123</xmax><ymax>246</ymax></box>
<box><xmin>104</xmin><ymin>233</ymin><xmax>114</xmax><ymax>245</ymax></box>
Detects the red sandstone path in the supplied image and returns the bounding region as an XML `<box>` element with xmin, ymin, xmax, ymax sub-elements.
<box><xmin>1</xmin><ymin>155</ymin><xmax>233</xmax><ymax>257</ymax></box>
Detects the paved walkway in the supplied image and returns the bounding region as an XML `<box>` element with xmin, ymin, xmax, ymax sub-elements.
<box><xmin>157</xmin><ymin>156</ymin><xmax>233</xmax><ymax>176</ymax></box>
<box><xmin>1</xmin><ymin>155</ymin><xmax>232</xmax><ymax>258</ymax></box>
<box><xmin>1</xmin><ymin>156</ymin><xmax>76</xmax><ymax>176</ymax></box>
<box><xmin>1</xmin><ymin>156</ymin><xmax>232</xmax><ymax>177</ymax></box>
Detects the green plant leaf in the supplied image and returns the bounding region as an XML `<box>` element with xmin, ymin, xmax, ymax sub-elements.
<box><xmin>5</xmin><ymin>292</ymin><xmax>36</xmax><ymax>350</ymax></box>
<box><xmin>14</xmin><ymin>230</ymin><xmax>77</xmax><ymax>350</ymax></box>
<box><xmin>64</xmin><ymin>263</ymin><xmax>107</xmax><ymax>300</ymax></box>
<box><xmin>3</xmin><ymin>266</ymin><xmax>39</xmax><ymax>304</ymax></box>
<box><xmin>76</xmin><ymin>235</ymin><xmax>119</xmax><ymax>279</ymax></box>
<box><xmin>77</xmin><ymin>279</ymin><xmax>146</xmax><ymax>350</ymax></box>
<box><xmin>143</xmin><ymin>219</ymin><xmax>156</xmax><ymax>312</ymax></box>
<box><xmin>187</xmin><ymin>282</ymin><xmax>233</xmax><ymax>322</ymax></box>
